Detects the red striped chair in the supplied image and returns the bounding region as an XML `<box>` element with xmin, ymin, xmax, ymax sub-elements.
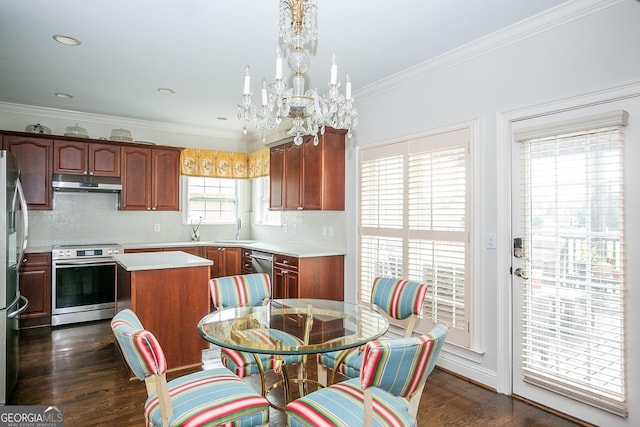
<box><xmin>208</xmin><ymin>273</ymin><xmax>304</xmax><ymax>397</ymax></box>
<box><xmin>111</xmin><ymin>309</ymin><xmax>269</xmax><ymax>427</ymax></box>
<box><xmin>287</xmin><ymin>324</ymin><xmax>448</xmax><ymax>427</ymax></box>
<box><xmin>317</xmin><ymin>277</ymin><xmax>428</xmax><ymax>386</ymax></box>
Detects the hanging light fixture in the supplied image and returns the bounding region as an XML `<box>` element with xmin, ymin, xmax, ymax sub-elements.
<box><xmin>238</xmin><ymin>0</ymin><xmax>357</xmax><ymax>146</ymax></box>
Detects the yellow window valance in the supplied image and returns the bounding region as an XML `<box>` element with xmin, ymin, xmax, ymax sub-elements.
<box><xmin>181</xmin><ymin>148</ymin><xmax>270</xmax><ymax>178</ymax></box>
<box><xmin>248</xmin><ymin>148</ymin><xmax>270</xmax><ymax>178</ymax></box>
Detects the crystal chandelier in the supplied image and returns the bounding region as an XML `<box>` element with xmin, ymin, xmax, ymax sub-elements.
<box><xmin>237</xmin><ymin>0</ymin><xmax>357</xmax><ymax>146</ymax></box>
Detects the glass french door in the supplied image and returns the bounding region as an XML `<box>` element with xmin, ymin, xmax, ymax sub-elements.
<box><xmin>511</xmin><ymin>98</ymin><xmax>639</xmax><ymax>427</ymax></box>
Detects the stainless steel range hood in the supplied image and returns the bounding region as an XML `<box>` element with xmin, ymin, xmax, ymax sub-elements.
<box><xmin>52</xmin><ymin>174</ymin><xmax>122</xmax><ymax>192</ymax></box>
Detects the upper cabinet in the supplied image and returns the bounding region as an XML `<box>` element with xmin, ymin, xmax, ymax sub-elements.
<box><xmin>120</xmin><ymin>146</ymin><xmax>181</xmax><ymax>211</ymax></box>
<box><xmin>3</xmin><ymin>134</ymin><xmax>53</xmax><ymax>210</ymax></box>
<box><xmin>53</xmin><ymin>140</ymin><xmax>120</xmax><ymax>177</ymax></box>
<box><xmin>270</xmin><ymin>127</ymin><xmax>345</xmax><ymax>211</ymax></box>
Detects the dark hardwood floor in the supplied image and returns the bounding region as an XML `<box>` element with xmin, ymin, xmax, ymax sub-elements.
<box><xmin>9</xmin><ymin>320</ymin><xmax>589</xmax><ymax>426</ymax></box>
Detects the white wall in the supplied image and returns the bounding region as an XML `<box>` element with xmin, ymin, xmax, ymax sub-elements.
<box><xmin>346</xmin><ymin>0</ymin><xmax>640</xmax><ymax>425</ymax></box>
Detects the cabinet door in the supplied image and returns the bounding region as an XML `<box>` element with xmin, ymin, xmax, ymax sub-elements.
<box><xmin>89</xmin><ymin>143</ymin><xmax>120</xmax><ymax>176</ymax></box>
<box><xmin>274</xmin><ymin>267</ymin><xmax>298</xmax><ymax>299</ymax></box>
<box><xmin>151</xmin><ymin>148</ymin><xmax>180</xmax><ymax>211</ymax></box>
<box><xmin>223</xmin><ymin>247</ymin><xmax>242</xmax><ymax>276</ymax></box>
<box><xmin>270</xmin><ymin>145</ymin><xmax>285</xmax><ymax>210</ymax></box>
<box><xmin>120</xmin><ymin>146</ymin><xmax>152</xmax><ymax>210</ymax></box>
<box><xmin>205</xmin><ymin>247</ymin><xmax>223</xmax><ymax>278</ymax></box>
<box><xmin>53</xmin><ymin>140</ymin><xmax>87</xmax><ymax>175</ymax></box>
<box><xmin>4</xmin><ymin>135</ymin><xmax>53</xmax><ymax>209</ymax></box>
<box><xmin>301</xmin><ymin>129</ymin><xmax>345</xmax><ymax>210</ymax></box>
<box><xmin>284</xmin><ymin>143</ymin><xmax>302</xmax><ymax>210</ymax></box>
<box><xmin>18</xmin><ymin>253</ymin><xmax>52</xmax><ymax>328</ymax></box>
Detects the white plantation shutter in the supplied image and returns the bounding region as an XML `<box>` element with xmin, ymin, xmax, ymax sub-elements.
<box><xmin>359</xmin><ymin>126</ymin><xmax>472</xmax><ymax>347</ymax></box>
<box><xmin>515</xmin><ymin>111</ymin><xmax>627</xmax><ymax>415</ymax></box>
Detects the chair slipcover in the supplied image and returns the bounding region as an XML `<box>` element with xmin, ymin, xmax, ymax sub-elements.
<box><xmin>287</xmin><ymin>324</ymin><xmax>448</xmax><ymax>427</ymax></box>
<box><xmin>209</xmin><ymin>273</ymin><xmax>304</xmax><ymax>378</ymax></box>
<box><xmin>318</xmin><ymin>277</ymin><xmax>428</xmax><ymax>381</ymax></box>
<box><xmin>111</xmin><ymin>309</ymin><xmax>269</xmax><ymax>427</ymax></box>
<box><xmin>209</xmin><ymin>273</ymin><xmax>271</xmax><ymax>309</ymax></box>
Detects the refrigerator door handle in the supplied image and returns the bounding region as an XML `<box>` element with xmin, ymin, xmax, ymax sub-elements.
<box><xmin>16</xmin><ymin>178</ymin><xmax>28</xmax><ymax>263</ymax></box>
<box><xmin>7</xmin><ymin>295</ymin><xmax>29</xmax><ymax>319</ymax></box>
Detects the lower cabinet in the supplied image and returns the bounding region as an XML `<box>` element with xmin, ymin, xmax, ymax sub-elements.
<box><xmin>116</xmin><ymin>263</ymin><xmax>210</xmax><ymax>371</ymax></box>
<box><xmin>19</xmin><ymin>252</ymin><xmax>52</xmax><ymax>328</ymax></box>
<box><xmin>204</xmin><ymin>247</ymin><xmax>241</xmax><ymax>278</ymax></box>
<box><xmin>273</xmin><ymin>254</ymin><xmax>344</xmax><ymax>301</ymax></box>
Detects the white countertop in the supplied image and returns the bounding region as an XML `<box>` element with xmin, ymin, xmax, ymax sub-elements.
<box><xmin>121</xmin><ymin>240</ymin><xmax>346</xmax><ymax>258</ymax></box>
<box><xmin>113</xmin><ymin>251</ymin><xmax>213</xmax><ymax>272</ymax></box>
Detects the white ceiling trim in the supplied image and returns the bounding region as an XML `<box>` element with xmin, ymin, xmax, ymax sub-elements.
<box><xmin>0</xmin><ymin>101</ymin><xmax>244</xmax><ymax>141</ymax></box>
<box><xmin>356</xmin><ymin>0</ymin><xmax>627</xmax><ymax>101</ymax></box>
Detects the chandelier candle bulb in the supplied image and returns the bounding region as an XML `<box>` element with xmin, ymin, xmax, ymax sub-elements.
<box><xmin>330</xmin><ymin>53</ymin><xmax>338</xmax><ymax>85</ymax></box>
<box><xmin>261</xmin><ymin>80</ymin><xmax>268</xmax><ymax>106</ymax></box>
<box><xmin>243</xmin><ymin>66</ymin><xmax>251</xmax><ymax>95</ymax></box>
<box><xmin>276</xmin><ymin>48</ymin><xmax>283</xmax><ymax>80</ymax></box>
<box><xmin>345</xmin><ymin>74</ymin><xmax>352</xmax><ymax>101</ymax></box>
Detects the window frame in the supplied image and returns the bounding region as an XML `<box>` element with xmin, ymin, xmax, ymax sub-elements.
<box><xmin>253</xmin><ymin>175</ymin><xmax>282</xmax><ymax>226</ymax></box>
<box><xmin>358</xmin><ymin>122</ymin><xmax>476</xmax><ymax>348</ymax></box>
<box><xmin>183</xmin><ymin>176</ymin><xmax>240</xmax><ymax>225</ymax></box>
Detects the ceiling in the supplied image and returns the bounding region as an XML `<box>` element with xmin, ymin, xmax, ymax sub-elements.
<box><xmin>0</xmin><ymin>0</ymin><xmax>568</xmax><ymax>141</ymax></box>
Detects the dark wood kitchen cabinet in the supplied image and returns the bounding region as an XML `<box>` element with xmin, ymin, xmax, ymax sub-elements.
<box><xmin>120</xmin><ymin>146</ymin><xmax>181</xmax><ymax>211</ymax></box>
<box><xmin>270</xmin><ymin>127</ymin><xmax>345</xmax><ymax>211</ymax></box>
<box><xmin>205</xmin><ymin>246</ymin><xmax>241</xmax><ymax>278</ymax></box>
<box><xmin>53</xmin><ymin>140</ymin><xmax>120</xmax><ymax>176</ymax></box>
<box><xmin>19</xmin><ymin>252</ymin><xmax>52</xmax><ymax>328</ymax></box>
<box><xmin>273</xmin><ymin>253</ymin><xmax>344</xmax><ymax>301</ymax></box>
<box><xmin>2</xmin><ymin>134</ymin><xmax>53</xmax><ymax>210</ymax></box>
<box><xmin>241</xmin><ymin>248</ymin><xmax>253</xmax><ymax>275</ymax></box>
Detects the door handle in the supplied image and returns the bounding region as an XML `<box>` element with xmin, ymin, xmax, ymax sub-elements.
<box><xmin>8</xmin><ymin>295</ymin><xmax>29</xmax><ymax>319</ymax></box>
<box><xmin>513</xmin><ymin>268</ymin><xmax>529</xmax><ymax>280</ymax></box>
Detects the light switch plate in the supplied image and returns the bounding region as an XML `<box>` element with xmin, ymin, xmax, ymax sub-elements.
<box><xmin>486</xmin><ymin>232</ymin><xmax>496</xmax><ymax>249</ymax></box>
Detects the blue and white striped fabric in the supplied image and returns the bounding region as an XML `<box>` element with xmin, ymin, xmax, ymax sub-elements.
<box><xmin>111</xmin><ymin>309</ymin><xmax>270</xmax><ymax>427</ymax></box>
<box><xmin>221</xmin><ymin>328</ymin><xmax>304</xmax><ymax>377</ymax></box>
<box><xmin>318</xmin><ymin>277</ymin><xmax>428</xmax><ymax>382</ymax></box>
<box><xmin>209</xmin><ymin>273</ymin><xmax>271</xmax><ymax>309</ymax></box>
<box><xmin>287</xmin><ymin>325</ymin><xmax>448</xmax><ymax>427</ymax></box>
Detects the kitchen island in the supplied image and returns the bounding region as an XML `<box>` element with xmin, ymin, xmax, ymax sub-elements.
<box><xmin>113</xmin><ymin>251</ymin><xmax>213</xmax><ymax>371</ymax></box>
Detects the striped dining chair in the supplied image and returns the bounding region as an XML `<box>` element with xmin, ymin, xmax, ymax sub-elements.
<box><xmin>111</xmin><ymin>309</ymin><xmax>269</xmax><ymax>427</ymax></box>
<box><xmin>208</xmin><ymin>273</ymin><xmax>304</xmax><ymax>396</ymax></box>
<box><xmin>317</xmin><ymin>277</ymin><xmax>428</xmax><ymax>386</ymax></box>
<box><xmin>286</xmin><ymin>324</ymin><xmax>448</xmax><ymax>427</ymax></box>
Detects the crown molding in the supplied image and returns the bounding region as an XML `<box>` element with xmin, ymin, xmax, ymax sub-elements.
<box><xmin>0</xmin><ymin>101</ymin><xmax>249</xmax><ymax>142</ymax></box>
<box><xmin>356</xmin><ymin>0</ymin><xmax>627</xmax><ymax>101</ymax></box>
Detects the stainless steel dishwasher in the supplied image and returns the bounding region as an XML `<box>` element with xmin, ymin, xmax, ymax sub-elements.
<box><xmin>250</xmin><ymin>250</ymin><xmax>273</xmax><ymax>285</ymax></box>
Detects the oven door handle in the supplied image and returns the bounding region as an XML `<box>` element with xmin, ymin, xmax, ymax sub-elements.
<box><xmin>53</xmin><ymin>259</ymin><xmax>117</xmax><ymax>267</ymax></box>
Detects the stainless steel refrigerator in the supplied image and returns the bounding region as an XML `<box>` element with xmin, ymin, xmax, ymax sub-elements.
<box><xmin>0</xmin><ymin>150</ymin><xmax>29</xmax><ymax>405</ymax></box>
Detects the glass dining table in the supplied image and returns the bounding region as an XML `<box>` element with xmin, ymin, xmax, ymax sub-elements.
<box><xmin>197</xmin><ymin>298</ymin><xmax>389</xmax><ymax>408</ymax></box>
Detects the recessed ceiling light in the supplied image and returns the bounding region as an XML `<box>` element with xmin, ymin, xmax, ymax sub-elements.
<box><xmin>157</xmin><ymin>88</ymin><xmax>176</xmax><ymax>94</ymax></box>
<box><xmin>53</xmin><ymin>34</ymin><xmax>81</xmax><ymax>46</ymax></box>
<box><xmin>216</xmin><ymin>117</ymin><xmax>228</xmax><ymax>121</ymax></box>
<box><xmin>55</xmin><ymin>92</ymin><xmax>74</xmax><ymax>99</ymax></box>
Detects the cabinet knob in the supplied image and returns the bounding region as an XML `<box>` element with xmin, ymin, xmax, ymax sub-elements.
<box><xmin>22</xmin><ymin>258</ymin><xmax>27</xmax><ymax>263</ymax></box>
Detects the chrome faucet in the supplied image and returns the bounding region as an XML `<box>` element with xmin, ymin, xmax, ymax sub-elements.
<box><xmin>236</xmin><ymin>217</ymin><xmax>242</xmax><ymax>241</ymax></box>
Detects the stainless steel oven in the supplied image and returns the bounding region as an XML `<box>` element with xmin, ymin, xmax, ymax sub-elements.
<box><xmin>51</xmin><ymin>244</ymin><xmax>122</xmax><ymax>326</ymax></box>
